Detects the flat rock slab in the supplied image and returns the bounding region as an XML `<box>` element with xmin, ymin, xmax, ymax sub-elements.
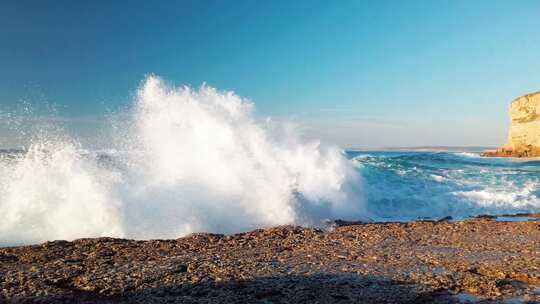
<box><xmin>1</xmin><ymin>219</ymin><xmax>540</xmax><ymax>303</ymax></box>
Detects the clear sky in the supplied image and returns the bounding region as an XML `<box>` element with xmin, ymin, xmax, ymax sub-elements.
<box><xmin>1</xmin><ymin>0</ymin><xmax>539</xmax><ymax>148</ymax></box>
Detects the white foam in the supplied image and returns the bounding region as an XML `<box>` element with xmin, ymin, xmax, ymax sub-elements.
<box><xmin>0</xmin><ymin>76</ymin><xmax>364</xmax><ymax>245</ymax></box>
<box><xmin>453</xmin><ymin>152</ymin><xmax>480</xmax><ymax>158</ymax></box>
<box><xmin>430</xmin><ymin>175</ymin><xmax>446</xmax><ymax>182</ymax></box>
<box><xmin>453</xmin><ymin>181</ymin><xmax>540</xmax><ymax>209</ymax></box>
<box><xmin>0</xmin><ymin>141</ymin><xmax>124</xmax><ymax>245</ymax></box>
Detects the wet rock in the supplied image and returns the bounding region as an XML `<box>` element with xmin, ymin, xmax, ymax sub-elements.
<box><xmin>437</xmin><ymin>216</ymin><xmax>453</xmax><ymax>222</ymax></box>
<box><xmin>475</xmin><ymin>214</ymin><xmax>497</xmax><ymax>220</ymax></box>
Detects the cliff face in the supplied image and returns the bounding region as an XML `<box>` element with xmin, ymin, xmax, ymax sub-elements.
<box><xmin>482</xmin><ymin>91</ymin><xmax>540</xmax><ymax>157</ymax></box>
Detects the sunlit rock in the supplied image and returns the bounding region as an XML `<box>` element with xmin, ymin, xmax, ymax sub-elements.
<box><xmin>482</xmin><ymin>91</ymin><xmax>540</xmax><ymax>157</ymax></box>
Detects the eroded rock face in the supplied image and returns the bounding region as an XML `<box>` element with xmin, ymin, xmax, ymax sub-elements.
<box><xmin>482</xmin><ymin>91</ymin><xmax>540</xmax><ymax>157</ymax></box>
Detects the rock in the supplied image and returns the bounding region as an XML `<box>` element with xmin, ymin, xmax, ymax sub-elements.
<box><xmin>482</xmin><ymin>91</ymin><xmax>540</xmax><ymax>157</ymax></box>
<box><xmin>2</xmin><ymin>219</ymin><xmax>540</xmax><ymax>302</ymax></box>
<box><xmin>175</xmin><ymin>264</ymin><xmax>188</xmax><ymax>273</ymax></box>
<box><xmin>437</xmin><ymin>216</ymin><xmax>453</xmax><ymax>222</ymax></box>
<box><xmin>470</xmin><ymin>266</ymin><xmax>506</xmax><ymax>279</ymax></box>
<box><xmin>475</xmin><ymin>214</ymin><xmax>497</xmax><ymax>220</ymax></box>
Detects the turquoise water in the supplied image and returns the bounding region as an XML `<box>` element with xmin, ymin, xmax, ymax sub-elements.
<box><xmin>348</xmin><ymin>151</ymin><xmax>540</xmax><ymax>221</ymax></box>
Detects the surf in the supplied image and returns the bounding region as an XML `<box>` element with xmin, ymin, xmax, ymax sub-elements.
<box><xmin>0</xmin><ymin>76</ymin><xmax>364</xmax><ymax>246</ymax></box>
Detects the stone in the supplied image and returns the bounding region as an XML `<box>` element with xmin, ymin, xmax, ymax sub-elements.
<box><xmin>2</xmin><ymin>219</ymin><xmax>540</xmax><ymax>302</ymax></box>
<box><xmin>482</xmin><ymin>91</ymin><xmax>540</xmax><ymax>157</ymax></box>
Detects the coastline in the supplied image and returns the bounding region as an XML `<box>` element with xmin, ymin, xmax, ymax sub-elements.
<box><xmin>479</xmin><ymin>150</ymin><xmax>540</xmax><ymax>162</ymax></box>
<box><xmin>2</xmin><ymin>216</ymin><xmax>540</xmax><ymax>303</ymax></box>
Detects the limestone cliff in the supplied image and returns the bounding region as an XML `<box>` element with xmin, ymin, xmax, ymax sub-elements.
<box><xmin>482</xmin><ymin>91</ymin><xmax>540</xmax><ymax>157</ymax></box>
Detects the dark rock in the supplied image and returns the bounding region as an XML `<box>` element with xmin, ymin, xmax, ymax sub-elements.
<box><xmin>437</xmin><ymin>216</ymin><xmax>453</xmax><ymax>222</ymax></box>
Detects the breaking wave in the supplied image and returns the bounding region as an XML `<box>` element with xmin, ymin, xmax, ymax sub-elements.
<box><xmin>0</xmin><ymin>76</ymin><xmax>364</xmax><ymax>246</ymax></box>
<box><xmin>3</xmin><ymin>76</ymin><xmax>540</xmax><ymax>246</ymax></box>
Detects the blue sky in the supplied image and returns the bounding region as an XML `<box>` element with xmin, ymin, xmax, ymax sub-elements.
<box><xmin>1</xmin><ymin>0</ymin><xmax>539</xmax><ymax>148</ymax></box>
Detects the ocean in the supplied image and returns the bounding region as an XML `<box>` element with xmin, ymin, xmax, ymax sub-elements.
<box><xmin>1</xmin><ymin>76</ymin><xmax>539</xmax><ymax>246</ymax></box>
<box><xmin>348</xmin><ymin>150</ymin><xmax>540</xmax><ymax>221</ymax></box>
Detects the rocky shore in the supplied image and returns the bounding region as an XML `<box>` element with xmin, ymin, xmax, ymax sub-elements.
<box><xmin>2</xmin><ymin>216</ymin><xmax>540</xmax><ymax>303</ymax></box>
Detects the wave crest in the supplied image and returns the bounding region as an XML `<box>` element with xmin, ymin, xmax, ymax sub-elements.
<box><xmin>0</xmin><ymin>76</ymin><xmax>364</xmax><ymax>245</ymax></box>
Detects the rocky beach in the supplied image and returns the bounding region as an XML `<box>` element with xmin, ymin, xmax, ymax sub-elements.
<box><xmin>2</xmin><ymin>2</ymin><xmax>540</xmax><ymax>303</ymax></box>
<box><xmin>2</xmin><ymin>216</ymin><xmax>540</xmax><ymax>303</ymax></box>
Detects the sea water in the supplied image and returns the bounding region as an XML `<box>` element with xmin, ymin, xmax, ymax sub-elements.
<box><xmin>1</xmin><ymin>76</ymin><xmax>539</xmax><ymax>246</ymax></box>
<box><xmin>349</xmin><ymin>150</ymin><xmax>540</xmax><ymax>221</ymax></box>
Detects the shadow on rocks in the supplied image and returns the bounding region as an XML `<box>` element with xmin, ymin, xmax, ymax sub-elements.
<box><xmin>6</xmin><ymin>273</ymin><xmax>462</xmax><ymax>304</ymax></box>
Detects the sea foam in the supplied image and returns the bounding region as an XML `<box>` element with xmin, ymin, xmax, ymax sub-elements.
<box><xmin>0</xmin><ymin>76</ymin><xmax>364</xmax><ymax>245</ymax></box>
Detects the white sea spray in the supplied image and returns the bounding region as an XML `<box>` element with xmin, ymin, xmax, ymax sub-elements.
<box><xmin>0</xmin><ymin>76</ymin><xmax>365</xmax><ymax>245</ymax></box>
